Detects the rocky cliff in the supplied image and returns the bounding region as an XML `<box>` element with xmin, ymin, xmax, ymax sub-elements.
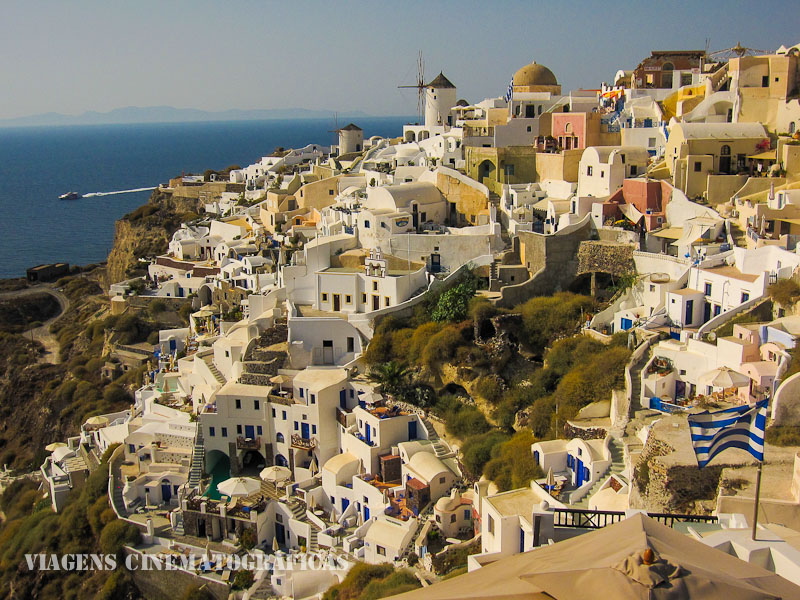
<box><xmin>104</xmin><ymin>186</ymin><xmax>208</xmax><ymax>286</ymax></box>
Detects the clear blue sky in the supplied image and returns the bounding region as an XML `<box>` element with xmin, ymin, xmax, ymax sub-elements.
<box><xmin>1</xmin><ymin>0</ymin><xmax>795</xmax><ymax>119</ymax></box>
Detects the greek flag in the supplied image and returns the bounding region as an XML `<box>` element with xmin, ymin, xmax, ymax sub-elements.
<box><xmin>504</xmin><ymin>75</ymin><xmax>514</xmax><ymax>102</ymax></box>
<box><xmin>688</xmin><ymin>400</ymin><xmax>768</xmax><ymax>468</ymax></box>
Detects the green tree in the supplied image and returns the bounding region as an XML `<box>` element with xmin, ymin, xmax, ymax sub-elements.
<box><xmin>366</xmin><ymin>361</ymin><xmax>410</xmax><ymax>397</ymax></box>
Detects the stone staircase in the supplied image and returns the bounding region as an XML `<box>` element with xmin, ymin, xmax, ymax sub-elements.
<box><xmin>187</xmin><ymin>429</ymin><xmax>205</xmax><ymax>490</ymax></box>
<box><xmin>572</xmin><ymin>438</ymin><xmax>626</xmax><ymax>509</ymax></box>
<box><xmin>203</xmin><ymin>355</ymin><xmax>226</xmax><ymax>385</ymax></box>
<box><xmin>173</xmin><ymin>511</ymin><xmax>185</xmax><ymax>536</ymax></box>
<box><xmin>421</xmin><ymin>418</ymin><xmax>438</xmax><ymax>441</ymax></box>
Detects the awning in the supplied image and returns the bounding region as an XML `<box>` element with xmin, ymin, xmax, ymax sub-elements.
<box><xmin>620</xmin><ymin>203</ymin><xmax>643</xmax><ymax>224</ymax></box>
<box><xmin>650</xmin><ymin>227</ymin><xmax>683</xmax><ymax>240</ymax></box>
<box><xmin>747</xmin><ymin>150</ymin><xmax>776</xmax><ymax>160</ymax></box>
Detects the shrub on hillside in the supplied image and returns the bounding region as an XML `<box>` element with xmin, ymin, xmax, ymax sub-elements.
<box><xmin>518</xmin><ymin>292</ymin><xmax>595</xmax><ymax>356</ymax></box>
<box><xmin>768</xmin><ymin>279</ymin><xmax>800</xmax><ymax>307</ymax></box>
<box><xmin>484</xmin><ymin>430</ymin><xmax>543</xmax><ymax>491</ymax></box>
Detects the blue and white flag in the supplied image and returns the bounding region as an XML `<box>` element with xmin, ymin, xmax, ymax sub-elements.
<box><xmin>688</xmin><ymin>400</ymin><xmax>768</xmax><ymax>468</ymax></box>
<box><xmin>504</xmin><ymin>75</ymin><xmax>514</xmax><ymax>103</ymax></box>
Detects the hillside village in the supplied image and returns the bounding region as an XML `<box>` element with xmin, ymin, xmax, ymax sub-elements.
<box><xmin>31</xmin><ymin>43</ymin><xmax>800</xmax><ymax>598</ymax></box>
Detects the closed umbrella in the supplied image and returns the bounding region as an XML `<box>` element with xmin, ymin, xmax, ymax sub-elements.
<box><xmin>545</xmin><ymin>468</ymin><xmax>556</xmax><ymax>493</ymax></box>
<box><xmin>260</xmin><ymin>465</ymin><xmax>291</xmax><ymax>483</ymax></box>
<box><xmin>217</xmin><ymin>477</ymin><xmax>260</xmax><ymax>498</ymax></box>
<box><xmin>272</xmin><ymin>536</ymin><xmax>280</xmax><ymax>552</ymax></box>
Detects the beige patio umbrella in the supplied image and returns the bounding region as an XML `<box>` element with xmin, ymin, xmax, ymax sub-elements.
<box><xmin>698</xmin><ymin>367</ymin><xmax>751</xmax><ymax>391</ymax></box>
<box><xmin>359</xmin><ymin>390</ymin><xmax>383</xmax><ymax>404</ymax></box>
<box><xmin>45</xmin><ymin>442</ymin><xmax>67</xmax><ymax>452</ymax></box>
<box><xmin>270</xmin><ymin>374</ymin><xmax>294</xmax><ymax>387</ymax></box>
<box><xmin>260</xmin><ymin>465</ymin><xmax>291</xmax><ymax>484</ymax></box>
<box><xmin>385</xmin><ymin>513</ymin><xmax>800</xmax><ymax>600</ymax></box>
<box><xmin>85</xmin><ymin>415</ymin><xmax>109</xmax><ymax>427</ymax></box>
<box><xmin>216</xmin><ymin>477</ymin><xmax>260</xmax><ymax>498</ymax></box>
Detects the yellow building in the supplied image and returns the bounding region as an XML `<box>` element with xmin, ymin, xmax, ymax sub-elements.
<box><xmin>666</xmin><ymin>122</ymin><xmax>767</xmax><ymax>199</ymax></box>
<box><xmin>464</xmin><ymin>146</ymin><xmax>538</xmax><ymax>196</ymax></box>
<box><xmin>730</xmin><ymin>49</ymin><xmax>800</xmax><ymax>132</ymax></box>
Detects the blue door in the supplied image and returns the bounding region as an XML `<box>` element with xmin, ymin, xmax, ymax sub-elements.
<box><xmin>340</xmin><ymin>390</ymin><xmax>347</xmax><ymax>409</ymax></box>
<box><xmin>342</xmin><ymin>498</ymin><xmax>349</xmax><ymax>512</ymax></box>
<box><xmin>161</xmin><ymin>483</ymin><xmax>172</xmax><ymax>502</ymax></box>
<box><xmin>620</xmin><ymin>318</ymin><xmax>633</xmax><ymax>331</ymax></box>
<box><xmin>245</xmin><ymin>425</ymin><xmax>255</xmax><ymax>439</ymax></box>
<box><xmin>364</xmin><ymin>506</ymin><xmax>370</xmax><ymax>520</ymax></box>
<box><xmin>275</xmin><ymin>523</ymin><xmax>285</xmax><ymax>544</ymax></box>
<box><xmin>365</xmin><ymin>425</ymin><xmax>371</xmax><ymax>443</ymax></box>
<box><xmin>685</xmin><ymin>300</ymin><xmax>694</xmax><ymax>325</ymax></box>
<box><xmin>408</xmin><ymin>421</ymin><xmax>417</xmax><ymax>440</ymax></box>
<box><xmin>576</xmin><ymin>459</ymin><xmax>584</xmax><ymax>486</ymax></box>
<box><xmin>301</xmin><ymin>423</ymin><xmax>310</xmax><ymax>439</ymax></box>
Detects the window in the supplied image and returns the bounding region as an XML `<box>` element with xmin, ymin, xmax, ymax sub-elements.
<box><xmin>704</xmin><ymin>283</ymin><xmax>712</xmax><ymax>296</ymax></box>
<box><xmin>527</xmin><ymin>126</ymin><xmax>532</xmax><ymax>132</ymax></box>
<box><xmin>254</xmin><ymin>399</ymin><xmax>260</xmax><ymax>410</ymax></box>
<box><xmin>621</xmin><ymin>154</ymin><xmax>626</xmax><ymax>164</ymax></box>
<box><xmin>312</xmin><ymin>425</ymin><xmax>317</xmax><ymax>434</ymax></box>
<box><xmin>329</xmin><ymin>189</ymin><xmax>334</xmax><ymax>195</ymax></box>
<box><xmin>587</xmin><ymin>166</ymin><xmax>593</xmax><ymax>176</ymax></box>
<box><xmin>488</xmin><ymin>515</ymin><xmax>495</xmax><ymax>535</ymax></box>
<box><xmin>282</xmin><ymin>411</ymin><xmax>287</xmax><ymax>420</ymax></box>
<box><xmin>377</xmin><ymin>546</ymin><xmax>386</xmax><ymax>556</ymax></box>
<box><xmin>236</xmin><ymin>425</ymin><xmax>242</xmax><ymax>434</ymax></box>
<box><xmin>630</xmin><ymin>165</ymin><xmax>637</xmax><ymax>176</ymax></box>
<box><xmin>235</xmin><ymin>399</ymin><xmax>241</xmax><ymax>409</ymax></box>
<box><xmin>321</xmin><ymin>293</ymin><xmax>328</xmax><ymax>302</ymax></box>
<box><xmin>364</xmin><ymin>220</ymin><xmax>370</xmax><ymax>228</ymax></box>
<box><xmin>221</xmin><ymin>427</ymin><xmax>227</xmax><ymax>437</ymax></box>
<box><xmin>277</xmin><ymin>433</ymin><xmax>285</xmax><ymax>443</ymax></box>
<box><xmin>741</xmin><ymin>292</ymin><xmax>750</xmax><ymax>303</ymax></box>
<box><xmin>347</xmin><ymin>337</ymin><xmax>355</xmax><ymax>353</ymax></box>
<box><xmin>272</xmin><ymin>408</ymin><xmax>276</xmax><ymax>418</ymax></box>
<box><xmin>385</xmin><ymin>296</ymin><xmax>390</xmax><ymax>307</ymax></box>
<box><xmin>310</xmin><ymin>394</ymin><xmax>316</xmax><ymax>404</ymax></box>
<box><xmin>380</xmin><ymin>222</ymin><xmax>388</xmax><ymax>229</ymax></box>
<box><xmin>209</xmin><ymin>427</ymin><xmax>215</xmax><ymax>437</ymax></box>
<box><xmin>762</xmin><ymin>75</ymin><xmax>769</xmax><ymax>88</ymax></box>
<box><xmin>276</xmin><ymin>513</ymin><xmax>283</xmax><ymax>523</ymax></box>
<box><xmin>694</xmin><ymin>161</ymin><xmax>702</xmax><ymax>172</ymax></box>
<box><xmin>361</xmin><ymin>293</ymin><xmax>367</xmax><ymax>303</ymax></box>
<box><xmin>300</xmin><ymin>388</ymin><xmax>304</xmax><ymax>398</ymax></box>
<box><xmin>372</xmin><ymin>281</ymin><xmax>378</xmax><ymax>291</ymax></box>
<box><xmin>439</xmin><ymin>476</ymin><xmax>446</xmax><ymax>484</ymax></box>
<box><xmin>257</xmin><ymin>425</ymin><xmax>262</xmax><ymax>435</ymax></box>
<box><xmin>649</xmin><ymin>285</ymin><xmax>655</xmax><ymax>292</ymax></box>
<box><xmin>435</xmin><ymin>514</ymin><xmax>441</xmax><ymax>523</ymax></box>
<box><xmin>464</xmin><ymin>509</ymin><xmax>471</xmax><ymax>520</ymax></box>
<box><xmin>450</xmin><ymin>514</ymin><xmax>457</xmax><ymax>523</ymax></box>
<box><xmin>294</xmin><ymin>422</ymin><xmax>299</xmax><ymax>431</ymax></box>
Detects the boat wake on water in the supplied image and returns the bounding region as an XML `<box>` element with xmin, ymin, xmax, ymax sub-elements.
<box><xmin>82</xmin><ymin>186</ymin><xmax>156</xmax><ymax>197</ymax></box>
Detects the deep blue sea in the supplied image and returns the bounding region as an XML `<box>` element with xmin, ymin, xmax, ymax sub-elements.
<box><xmin>0</xmin><ymin>117</ymin><xmax>409</xmax><ymax>279</ymax></box>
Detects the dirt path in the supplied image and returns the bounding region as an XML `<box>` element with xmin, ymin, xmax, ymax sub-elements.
<box><xmin>0</xmin><ymin>286</ymin><xmax>70</xmax><ymax>364</ymax></box>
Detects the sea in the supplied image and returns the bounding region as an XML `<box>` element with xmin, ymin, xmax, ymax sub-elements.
<box><xmin>0</xmin><ymin>116</ymin><xmax>411</xmax><ymax>279</ymax></box>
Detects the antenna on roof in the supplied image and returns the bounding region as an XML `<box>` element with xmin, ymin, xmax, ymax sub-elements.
<box><xmin>398</xmin><ymin>50</ymin><xmax>425</xmax><ymax>123</ymax></box>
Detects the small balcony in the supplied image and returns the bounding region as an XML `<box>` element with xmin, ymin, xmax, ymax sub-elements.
<box><xmin>236</xmin><ymin>436</ymin><xmax>261</xmax><ymax>450</ymax></box>
<box><xmin>291</xmin><ymin>434</ymin><xmax>317</xmax><ymax>450</ymax></box>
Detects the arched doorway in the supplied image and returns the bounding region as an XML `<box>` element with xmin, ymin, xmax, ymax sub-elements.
<box><xmin>478</xmin><ymin>160</ymin><xmax>496</xmax><ymax>186</ymax></box>
<box><xmin>275</xmin><ymin>454</ymin><xmax>288</xmax><ymax>467</ymax></box>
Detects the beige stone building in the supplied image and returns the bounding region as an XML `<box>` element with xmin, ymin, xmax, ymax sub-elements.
<box><xmin>666</xmin><ymin>122</ymin><xmax>768</xmax><ymax>199</ymax></box>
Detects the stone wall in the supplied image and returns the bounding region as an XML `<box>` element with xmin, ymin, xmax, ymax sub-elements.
<box><xmin>495</xmin><ymin>217</ymin><xmax>592</xmax><ymax>308</ymax></box>
<box><xmin>576</xmin><ymin>241</ymin><xmax>635</xmax><ymax>277</ymax></box>
<box><xmin>125</xmin><ymin>548</ymin><xmax>229</xmax><ymax>600</ymax></box>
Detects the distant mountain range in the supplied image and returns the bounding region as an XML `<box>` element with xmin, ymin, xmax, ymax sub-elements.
<box><xmin>0</xmin><ymin>106</ymin><xmax>373</xmax><ymax>128</ymax></box>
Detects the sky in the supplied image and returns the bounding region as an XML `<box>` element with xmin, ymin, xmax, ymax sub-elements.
<box><xmin>1</xmin><ymin>0</ymin><xmax>795</xmax><ymax>120</ymax></box>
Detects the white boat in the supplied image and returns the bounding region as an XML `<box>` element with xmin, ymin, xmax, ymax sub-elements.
<box><xmin>59</xmin><ymin>192</ymin><xmax>81</xmax><ymax>200</ymax></box>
